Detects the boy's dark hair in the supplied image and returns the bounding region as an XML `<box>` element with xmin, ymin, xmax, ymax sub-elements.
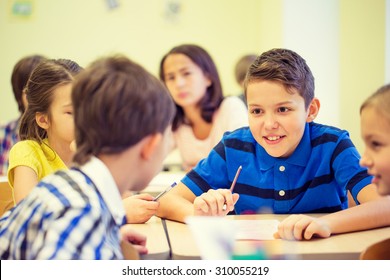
<box><xmin>19</xmin><ymin>59</ymin><xmax>82</xmax><ymax>143</ymax></box>
<box><xmin>245</xmin><ymin>48</ymin><xmax>315</xmax><ymax>108</ymax></box>
<box><xmin>159</xmin><ymin>44</ymin><xmax>223</xmax><ymax>131</ymax></box>
<box><xmin>72</xmin><ymin>55</ymin><xmax>176</xmax><ymax>165</ymax></box>
<box><xmin>11</xmin><ymin>55</ymin><xmax>47</xmax><ymax>114</ymax></box>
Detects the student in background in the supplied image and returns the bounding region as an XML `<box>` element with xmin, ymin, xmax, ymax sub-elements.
<box><xmin>359</xmin><ymin>84</ymin><xmax>390</xmax><ymax>259</ymax></box>
<box><xmin>234</xmin><ymin>54</ymin><xmax>257</xmax><ymax>107</ymax></box>
<box><xmin>360</xmin><ymin>84</ymin><xmax>390</xmax><ymax>196</ymax></box>
<box><xmin>5</xmin><ymin>58</ymin><xmax>157</xmax><ymax>224</ymax></box>
<box><xmin>0</xmin><ymin>55</ymin><xmax>47</xmax><ymax>176</ymax></box>
<box><xmin>159</xmin><ymin>44</ymin><xmax>248</xmax><ymax>171</ymax></box>
<box><xmin>7</xmin><ymin>59</ymin><xmax>82</xmax><ymax>203</ymax></box>
<box><xmin>0</xmin><ymin>55</ymin><xmax>176</xmax><ymax>259</ymax></box>
<box><xmin>157</xmin><ymin>48</ymin><xmax>390</xmax><ymax>240</ymax></box>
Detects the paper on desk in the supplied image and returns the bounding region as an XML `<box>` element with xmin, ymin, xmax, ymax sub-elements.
<box><xmin>234</xmin><ymin>219</ymin><xmax>280</xmax><ymax>240</ymax></box>
<box><xmin>185</xmin><ymin>217</ymin><xmax>280</xmax><ymax>259</ymax></box>
<box><xmin>186</xmin><ymin>216</ymin><xmax>237</xmax><ymax>260</ymax></box>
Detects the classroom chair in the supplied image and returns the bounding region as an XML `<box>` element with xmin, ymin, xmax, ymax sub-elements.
<box><xmin>0</xmin><ymin>180</ymin><xmax>15</xmax><ymax>217</ymax></box>
<box><xmin>360</xmin><ymin>238</ymin><xmax>390</xmax><ymax>260</ymax></box>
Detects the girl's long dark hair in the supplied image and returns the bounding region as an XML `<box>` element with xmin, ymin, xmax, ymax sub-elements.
<box><xmin>159</xmin><ymin>44</ymin><xmax>223</xmax><ymax>130</ymax></box>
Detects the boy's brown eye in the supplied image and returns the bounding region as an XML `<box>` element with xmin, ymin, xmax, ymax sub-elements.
<box><xmin>279</xmin><ymin>107</ymin><xmax>289</xmax><ymax>113</ymax></box>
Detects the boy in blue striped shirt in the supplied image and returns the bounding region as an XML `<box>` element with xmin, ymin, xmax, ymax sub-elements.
<box><xmin>0</xmin><ymin>56</ymin><xmax>175</xmax><ymax>259</ymax></box>
<box><xmin>157</xmin><ymin>48</ymin><xmax>390</xmax><ymax>240</ymax></box>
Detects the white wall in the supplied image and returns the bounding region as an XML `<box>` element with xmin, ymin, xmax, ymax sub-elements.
<box><xmin>0</xmin><ymin>0</ymin><xmax>263</xmax><ymax>122</ymax></box>
<box><xmin>1</xmin><ymin>0</ymin><xmax>387</xmax><ymax>149</ymax></box>
<box><xmin>283</xmin><ymin>0</ymin><xmax>339</xmax><ymax>127</ymax></box>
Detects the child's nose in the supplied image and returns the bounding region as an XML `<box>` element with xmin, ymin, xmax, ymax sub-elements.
<box><xmin>264</xmin><ymin>114</ymin><xmax>278</xmax><ymax>129</ymax></box>
<box><xmin>359</xmin><ymin>152</ymin><xmax>372</xmax><ymax>167</ymax></box>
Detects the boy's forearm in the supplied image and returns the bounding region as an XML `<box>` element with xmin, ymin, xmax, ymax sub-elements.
<box><xmin>156</xmin><ymin>194</ymin><xmax>194</xmax><ymax>223</ymax></box>
<box><xmin>322</xmin><ymin>196</ymin><xmax>390</xmax><ymax>234</ymax></box>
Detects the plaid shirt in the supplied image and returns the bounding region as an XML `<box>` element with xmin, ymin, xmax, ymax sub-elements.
<box><xmin>0</xmin><ymin>156</ymin><xmax>127</xmax><ymax>259</ymax></box>
<box><xmin>0</xmin><ymin>118</ymin><xmax>20</xmax><ymax>176</ymax></box>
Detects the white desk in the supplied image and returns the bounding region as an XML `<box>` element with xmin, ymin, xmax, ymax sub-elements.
<box><xmin>165</xmin><ymin>214</ymin><xmax>390</xmax><ymax>260</ymax></box>
<box><xmin>141</xmin><ymin>171</ymin><xmax>186</xmax><ymax>196</ymax></box>
<box><xmin>129</xmin><ymin>216</ymin><xmax>170</xmax><ymax>260</ymax></box>
<box><xmin>162</xmin><ymin>148</ymin><xmax>183</xmax><ymax>172</ymax></box>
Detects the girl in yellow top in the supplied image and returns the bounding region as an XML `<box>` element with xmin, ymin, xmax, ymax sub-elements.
<box><xmin>7</xmin><ymin>59</ymin><xmax>160</xmax><ymax>225</ymax></box>
<box><xmin>8</xmin><ymin>59</ymin><xmax>82</xmax><ymax>203</ymax></box>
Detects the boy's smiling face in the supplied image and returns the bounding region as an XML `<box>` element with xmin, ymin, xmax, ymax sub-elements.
<box><xmin>247</xmin><ymin>80</ymin><xmax>319</xmax><ymax>158</ymax></box>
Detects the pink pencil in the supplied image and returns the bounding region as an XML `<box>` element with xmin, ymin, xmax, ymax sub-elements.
<box><xmin>222</xmin><ymin>165</ymin><xmax>242</xmax><ymax>211</ymax></box>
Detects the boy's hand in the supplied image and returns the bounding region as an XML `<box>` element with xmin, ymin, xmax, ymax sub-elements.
<box><xmin>120</xmin><ymin>224</ymin><xmax>148</xmax><ymax>255</ymax></box>
<box><xmin>273</xmin><ymin>214</ymin><xmax>332</xmax><ymax>240</ymax></box>
<box><xmin>193</xmin><ymin>189</ymin><xmax>239</xmax><ymax>216</ymax></box>
<box><xmin>123</xmin><ymin>193</ymin><xmax>159</xmax><ymax>224</ymax></box>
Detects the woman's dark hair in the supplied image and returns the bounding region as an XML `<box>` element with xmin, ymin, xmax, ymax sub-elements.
<box><xmin>159</xmin><ymin>44</ymin><xmax>223</xmax><ymax>130</ymax></box>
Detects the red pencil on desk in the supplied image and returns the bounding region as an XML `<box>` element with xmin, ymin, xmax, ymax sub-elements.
<box><xmin>223</xmin><ymin>165</ymin><xmax>242</xmax><ymax>211</ymax></box>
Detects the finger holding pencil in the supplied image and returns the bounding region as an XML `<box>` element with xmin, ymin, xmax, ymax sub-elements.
<box><xmin>193</xmin><ymin>166</ymin><xmax>242</xmax><ymax>216</ymax></box>
<box><xmin>154</xmin><ymin>182</ymin><xmax>177</xmax><ymax>201</ymax></box>
<box><xmin>222</xmin><ymin>165</ymin><xmax>242</xmax><ymax>211</ymax></box>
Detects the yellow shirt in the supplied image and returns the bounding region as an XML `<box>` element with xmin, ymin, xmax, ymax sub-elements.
<box><xmin>7</xmin><ymin>139</ymin><xmax>67</xmax><ymax>188</ymax></box>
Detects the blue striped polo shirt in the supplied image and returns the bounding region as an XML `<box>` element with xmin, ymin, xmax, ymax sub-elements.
<box><xmin>0</xmin><ymin>157</ymin><xmax>126</xmax><ymax>259</ymax></box>
<box><xmin>183</xmin><ymin>122</ymin><xmax>372</xmax><ymax>214</ymax></box>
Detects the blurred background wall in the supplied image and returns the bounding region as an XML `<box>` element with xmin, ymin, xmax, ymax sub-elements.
<box><xmin>0</xmin><ymin>0</ymin><xmax>388</xmax><ymax>152</ymax></box>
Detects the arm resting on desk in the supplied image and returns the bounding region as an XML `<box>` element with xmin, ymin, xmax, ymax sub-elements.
<box><xmin>276</xmin><ymin>195</ymin><xmax>390</xmax><ymax>240</ymax></box>
<box><xmin>323</xmin><ymin>195</ymin><xmax>390</xmax><ymax>234</ymax></box>
<box><xmin>156</xmin><ymin>182</ymin><xmax>240</xmax><ymax>222</ymax></box>
<box><xmin>156</xmin><ymin>182</ymin><xmax>195</xmax><ymax>222</ymax></box>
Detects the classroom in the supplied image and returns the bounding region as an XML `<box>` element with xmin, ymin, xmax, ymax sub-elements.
<box><xmin>1</xmin><ymin>0</ymin><xmax>390</xmax><ymax>271</ymax></box>
<box><xmin>1</xmin><ymin>0</ymin><xmax>388</xmax><ymax>152</ymax></box>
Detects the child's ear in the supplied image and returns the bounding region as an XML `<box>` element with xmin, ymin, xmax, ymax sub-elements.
<box><xmin>205</xmin><ymin>74</ymin><xmax>212</xmax><ymax>87</ymax></box>
<box><xmin>306</xmin><ymin>98</ymin><xmax>320</xmax><ymax>122</ymax></box>
<box><xmin>140</xmin><ymin>133</ymin><xmax>162</xmax><ymax>160</ymax></box>
<box><xmin>35</xmin><ymin>112</ymin><xmax>50</xmax><ymax>129</ymax></box>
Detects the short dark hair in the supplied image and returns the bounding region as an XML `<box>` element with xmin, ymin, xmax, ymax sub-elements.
<box><xmin>72</xmin><ymin>55</ymin><xmax>176</xmax><ymax>165</ymax></box>
<box><xmin>159</xmin><ymin>44</ymin><xmax>223</xmax><ymax>130</ymax></box>
<box><xmin>11</xmin><ymin>55</ymin><xmax>47</xmax><ymax>114</ymax></box>
<box><xmin>245</xmin><ymin>48</ymin><xmax>315</xmax><ymax>108</ymax></box>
